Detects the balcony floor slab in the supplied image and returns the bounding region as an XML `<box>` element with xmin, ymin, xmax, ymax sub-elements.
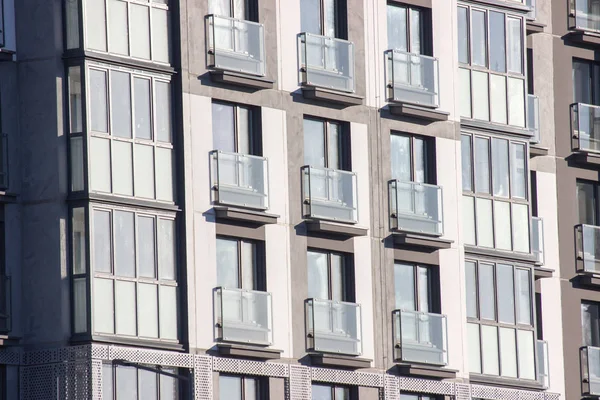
<box><xmin>530</xmin><ymin>145</ymin><xmax>549</xmax><ymax>157</ymax></box>
<box><xmin>534</xmin><ymin>266</ymin><xmax>553</xmax><ymax>279</ymax></box>
<box><xmin>309</xmin><ymin>353</ymin><xmax>372</xmax><ymax>369</ymax></box>
<box><xmin>572</xmin><ymin>152</ymin><xmax>600</xmax><ymax>166</ymax></box>
<box><xmin>395</xmin><ymin>363</ymin><xmax>457</xmax><ymax>379</ymax></box>
<box><xmin>209</xmin><ymin>70</ymin><xmax>275</xmax><ymax>90</ymax></box>
<box><xmin>392</xmin><ymin>232</ymin><xmax>452</xmax><ymax>251</ymax></box>
<box><xmin>305</xmin><ymin>220</ymin><xmax>368</xmax><ymax>238</ymax></box>
<box><xmin>214</xmin><ymin>206</ymin><xmax>279</xmax><ymax>225</ymax></box>
<box><xmin>216</xmin><ymin>343</ymin><xmax>282</xmax><ymax>360</ymax></box>
<box><xmin>388</xmin><ymin>103</ymin><xmax>449</xmax><ymax>122</ymax></box>
<box><xmin>301</xmin><ymin>86</ymin><xmax>364</xmax><ymax>107</ymax></box>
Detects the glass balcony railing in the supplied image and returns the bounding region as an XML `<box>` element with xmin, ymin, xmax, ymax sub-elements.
<box><xmin>0</xmin><ymin>275</ymin><xmax>11</xmax><ymax>334</ymax></box>
<box><xmin>205</xmin><ymin>14</ymin><xmax>266</xmax><ymax>77</ymax></box>
<box><xmin>210</xmin><ymin>150</ymin><xmax>269</xmax><ymax>210</ymax></box>
<box><xmin>572</xmin><ymin>103</ymin><xmax>600</xmax><ymax>153</ymax></box>
<box><xmin>298</xmin><ymin>33</ymin><xmax>355</xmax><ymax>93</ymax></box>
<box><xmin>389</xmin><ymin>180</ymin><xmax>443</xmax><ymax>236</ymax></box>
<box><xmin>576</xmin><ymin>224</ymin><xmax>600</xmax><ymax>273</ymax></box>
<box><xmin>526</xmin><ymin>0</ymin><xmax>537</xmax><ymax>20</ymax></box>
<box><xmin>385</xmin><ymin>50</ymin><xmax>439</xmax><ymax>108</ymax></box>
<box><xmin>582</xmin><ymin>346</ymin><xmax>600</xmax><ymax>396</ymax></box>
<box><xmin>213</xmin><ymin>287</ymin><xmax>273</xmax><ymax>345</ymax></box>
<box><xmin>528</xmin><ymin>95</ymin><xmax>540</xmax><ymax>145</ymax></box>
<box><xmin>392</xmin><ymin>310</ymin><xmax>447</xmax><ymax>366</ymax></box>
<box><xmin>537</xmin><ymin>340</ymin><xmax>549</xmax><ymax>389</ymax></box>
<box><xmin>302</xmin><ymin>166</ymin><xmax>358</xmax><ymax>224</ymax></box>
<box><xmin>531</xmin><ymin>217</ymin><xmax>545</xmax><ymax>265</ymax></box>
<box><xmin>305</xmin><ymin>299</ymin><xmax>362</xmax><ymax>356</ymax></box>
<box><xmin>571</xmin><ymin>0</ymin><xmax>600</xmax><ymax>32</ymax></box>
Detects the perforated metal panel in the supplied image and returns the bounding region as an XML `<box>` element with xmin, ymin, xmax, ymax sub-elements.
<box><xmin>106</xmin><ymin>345</ymin><xmax>193</xmax><ymax>368</ymax></box>
<box><xmin>21</xmin><ymin>364</ymin><xmax>59</xmax><ymax>400</ymax></box>
<box><xmin>471</xmin><ymin>384</ymin><xmax>543</xmax><ymax>400</ymax></box>
<box><xmin>311</xmin><ymin>367</ymin><xmax>383</xmax><ymax>387</ymax></box>
<box><xmin>384</xmin><ymin>374</ymin><xmax>400</xmax><ymax>400</ymax></box>
<box><xmin>289</xmin><ymin>364</ymin><xmax>311</xmax><ymax>400</ymax></box>
<box><xmin>455</xmin><ymin>382</ymin><xmax>472</xmax><ymax>400</ymax></box>
<box><xmin>544</xmin><ymin>393</ymin><xmax>560</xmax><ymax>400</ymax></box>
<box><xmin>0</xmin><ymin>349</ymin><xmax>21</xmax><ymax>365</ymax></box>
<box><xmin>212</xmin><ymin>356</ymin><xmax>288</xmax><ymax>377</ymax></box>
<box><xmin>194</xmin><ymin>355</ymin><xmax>213</xmax><ymax>400</ymax></box>
<box><xmin>91</xmin><ymin>359</ymin><xmax>103</xmax><ymax>400</ymax></box>
<box><xmin>399</xmin><ymin>376</ymin><xmax>455</xmax><ymax>395</ymax></box>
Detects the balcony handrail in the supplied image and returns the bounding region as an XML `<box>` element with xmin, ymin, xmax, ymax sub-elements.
<box><xmin>205</xmin><ymin>13</ymin><xmax>265</xmax><ymax>29</ymax></box>
<box><xmin>211</xmin><ymin>149</ymin><xmax>267</xmax><ymax>162</ymax></box>
<box><xmin>388</xmin><ymin>179</ymin><xmax>444</xmax><ymax>236</ymax></box>
<box><xmin>301</xmin><ymin>165</ymin><xmax>358</xmax><ymax>223</ymax></box>
<box><xmin>581</xmin><ymin>346</ymin><xmax>600</xmax><ymax>395</ymax></box>
<box><xmin>389</xmin><ymin>179</ymin><xmax>441</xmax><ymax>192</ymax></box>
<box><xmin>392</xmin><ymin>309</ymin><xmax>448</xmax><ymax>365</ymax></box>
<box><xmin>385</xmin><ymin>50</ymin><xmax>439</xmax><ymax>108</ymax></box>
<box><xmin>393</xmin><ymin>308</ymin><xmax>448</xmax><ymax>320</ymax></box>
<box><xmin>307</xmin><ymin>297</ymin><xmax>360</xmax><ymax>308</ymax></box>
<box><xmin>305</xmin><ymin>298</ymin><xmax>362</xmax><ymax>356</ymax></box>
<box><xmin>537</xmin><ymin>339</ymin><xmax>549</xmax><ymax>389</ymax></box>
<box><xmin>300</xmin><ymin>32</ymin><xmax>353</xmax><ymax>47</ymax></box>
<box><xmin>385</xmin><ymin>49</ymin><xmax>439</xmax><ymax>64</ymax></box>
<box><xmin>301</xmin><ymin>164</ymin><xmax>357</xmax><ymax>177</ymax></box>
<box><xmin>527</xmin><ymin>94</ymin><xmax>540</xmax><ymax>144</ymax></box>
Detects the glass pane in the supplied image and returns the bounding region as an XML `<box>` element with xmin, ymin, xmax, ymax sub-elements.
<box><xmin>134</xmin><ymin>144</ymin><xmax>155</xmax><ymax>198</ymax></box>
<box><xmin>241</xmin><ymin>241</ymin><xmax>256</xmax><ymax>290</ymax></box>
<box><xmin>510</xmin><ymin>143</ymin><xmax>526</xmax><ymax>199</ymax></box>
<box><xmin>472</xmin><ymin>71</ymin><xmax>489</xmax><ymax>121</ymax></box>
<box><xmin>330</xmin><ymin>253</ymin><xmax>344</xmax><ymax>302</ymax></box>
<box><xmin>115</xmin><ymin>280</ymin><xmax>136</xmax><ymax>335</ymax></box>
<box><xmin>244</xmin><ymin>377</ymin><xmax>258</xmax><ymax>400</ymax></box>
<box><xmin>155</xmin><ymin>81</ymin><xmax>172</xmax><ymax>143</ymax></box>
<box><xmin>490</xmin><ymin>74</ymin><xmax>507</xmax><ymax>124</ymax></box>
<box><xmin>138</xmin><ymin>216</ymin><xmax>156</xmax><ymax>278</ymax></box>
<box><xmin>72</xmin><ymin>141</ymin><xmax>84</xmax><ymax>194</ymax></box>
<box><xmin>577</xmin><ymin>181</ymin><xmax>596</xmax><ymax>225</ymax></box>
<box><xmin>114</xmin><ymin>211</ymin><xmax>135</xmax><ymax>277</ymax></box>
<box><xmin>94</xmin><ymin>278</ymin><xmax>114</xmax><ymax>334</ymax></box>
<box><xmin>328</xmin><ymin>123</ymin><xmax>340</xmax><ymax>170</ymax></box>
<box><xmin>494</xmin><ymin>201</ymin><xmax>512</xmax><ymax>250</ymax></box>
<box><xmin>237</xmin><ymin>106</ymin><xmax>251</xmax><ymax>156</ymax></box>
<box><xmin>517</xmin><ymin>329</ymin><xmax>536</xmax><ymax>380</ymax></box>
<box><xmin>468</xmin><ymin>323</ymin><xmax>481</xmax><ymax>373</ymax></box>
<box><xmin>66</xmin><ymin>0</ymin><xmax>81</xmax><ymax>49</ymax></box>
<box><xmin>130</xmin><ymin>4</ymin><xmax>151</xmax><ymax>59</ymax></box>
<box><xmin>334</xmin><ymin>387</ymin><xmax>350</xmax><ymax>400</ymax></box>
<box><xmin>93</xmin><ymin>210</ymin><xmax>112</xmax><ymax>273</ymax></box>
<box><xmin>387</xmin><ymin>4</ymin><xmax>407</xmax><ymax>51</ymax></box>
<box><xmin>492</xmin><ymin>138</ymin><xmax>509</xmax><ymax>197</ymax></box>
<box><xmin>158</xmin><ymin>219</ymin><xmax>176</xmax><ymax>280</ymax></box>
<box><xmin>107</xmin><ymin>0</ymin><xmax>129</xmax><ymax>55</ymax></box>
<box><xmin>478</xmin><ymin>263</ymin><xmax>496</xmax><ymax>320</ymax></box>
<box><xmin>89</xmin><ymin>69</ymin><xmax>108</xmax><ymax>133</ymax></box>
<box><xmin>459</xmin><ymin>68</ymin><xmax>472</xmax><ymax>118</ymax></box>
<box><xmin>212</xmin><ymin>103</ymin><xmax>235</xmax><ymax>152</ymax></box>
<box><xmin>156</xmin><ymin>148</ymin><xmax>174</xmax><ymax>201</ymax></box>
<box><xmin>410</xmin><ymin>9</ymin><xmax>422</xmax><ymax>54</ymax></box>
<box><xmin>490</xmin><ymin>11</ymin><xmax>506</xmax><ymax>73</ymax></box>
<box><xmin>394</xmin><ymin>263</ymin><xmax>415</xmax><ymax>311</ymax></box>
<box><xmin>508</xmin><ymin>77</ymin><xmax>526</xmax><ymax>127</ymax></box>
<box><xmin>159</xmin><ymin>285</ymin><xmax>177</xmax><ymax>340</ymax></box>
<box><xmin>112</xmin><ymin>141</ymin><xmax>133</xmax><ymax>196</ymax></box>
<box><xmin>216</xmin><ymin>238</ymin><xmax>239</xmax><ymax>288</ymax></box>
<box><xmin>90</xmin><ymin>137</ymin><xmax>111</xmax><ymax>192</ymax></box>
<box><xmin>474</xmin><ymin>137</ymin><xmax>490</xmax><ymax>194</ymax></box>
<box><xmin>110</xmin><ymin>71</ymin><xmax>131</xmax><ymax>138</ymax></box>
<box><xmin>462</xmin><ymin>196</ymin><xmax>476</xmax><ymax>245</ymax></box>
<box><xmin>219</xmin><ymin>375</ymin><xmax>242</xmax><ymax>400</ymax></box>
<box><xmin>323</xmin><ymin>0</ymin><xmax>335</xmax><ymax>37</ymax></box>
<box><xmin>86</xmin><ymin>0</ymin><xmax>107</xmax><ymax>51</ymax></box>
<box><xmin>160</xmin><ymin>371</ymin><xmax>179</xmax><ymax>400</ymax></box>
<box><xmin>390</xmin><ymin>134</ymin><xmax>411</xmax><ymax>182</ymax></box>
<box><xmin>73</xmin><ymin>278</ymin><xmax>87</xmax><ymax>333</ymax></box>
<box><xmin>307</xmin><ymin>251</ymin><xmax>329</xmax><ymax>300</ymax></box>
<box><xmin>72</xmin><ymin>208</ymin><xmax>87</xmax><ymax>274</ymax></box>
<box><xmin>516</xmin><ymin>268</ymin><xmax>532</xmax><ymax>325</ymax></box>
<box><xmin>512</xmin><ymin>203</ymin><xmax>530</xmax><ymax>253</ymax></box>
<box><xmin>116</xmin><ymin>366</ymin><xmax>137</xmax><ymax>399</ymax></box>
<box><xmin>304</xmin><ymin>119</ymin><xmax>326</xmax><ymax>167</ymax></box>
<box><xmin>210</xmin><ymin>0</ymin><xmax>232</xmax><ymax>16</ymax></box>
<box><xmin>134</xmin><ymin>78</ymin><xmax>152</xmax><ymax>139</ymax></box>
<box><xmin>481</xmin><ymin>325</ymin><xmax>500</xmax><ymax>375</ymax></box>
<box><xmin>138</xmin><ymin>283</ymin><xmax>159</xmax><ymax>337</ymax></box>
<box><xmin>68</xmin><ymin>67</ymin><xmax>83</xmax><ymax>133</ymax></box>
<box><xmin>466</xmin><ymin>261</ymin><xmax>477</xmax><ymax>318</ymax></box>
<box><xmin>418</xmin><ymin>266</ymin><xmax>430</xmax><ymax>312</ymax></box>
<box><xmin>507</xmin><ymin>18</ymin><xmax>523</xmax><ymax>74</ymax></box>
<box><xmin>582</xmin><ymin>302</ymin><xmax>600</xmax><ymax>346</ymax></box>
<box><xmin>311</xmin><ymin>384</ymin><xmax>333</xmax><ymax>400</ymax></box>
<box><xmin>472</xmin><ymin>10</ymin><xmax>487</xmax><ymax>67</ymax></box>
<box><xmin>499</xmin><ymin>327</ymin><xmax>517</xmax><ymax>377</ymax></box>
<box><xmin>301</xmin><ymin>0</ymin><xmax>321</xmax><ymax>34</ymax></box>
<box><xmin>461</xmin><ymin>135</ymin><xmax>472</xmax><ymax>191</ymax></box>
<box><xmin>476</xmin><ymin>198</ymin><xmax>494</xmax><ymax>247</ymax></box>
<box><xmin>414</xmin><ymin>138</ymin><xmax>427</xmax><ymax>184</ymax></box>
<box><xmin>574</xmin><ymin>60</ymin><xmax>592</xmax><ymax>104</ymax></box>
<box><xmin>151</xmin><ymin>7</ymin><xmax>169</xmax><ymax>63</ymax></box>
<box><xmin>496</xmin><ymin>264</ymin><xmax>515</xmax><ymax>324</ymax></box>
<box><xmin>102</xmin><ymin>365</ymin><xmax>113</xmax><ymax>400</ymax></box>
<box><xmin>458</xmin><ymin>7</ymin><xmax>469</xmax><ymax>64</ymax></box>
<box><xmin>138</xmin><ymin>369</ymin><xmax>158</xmax><ymax>400</ymax></box>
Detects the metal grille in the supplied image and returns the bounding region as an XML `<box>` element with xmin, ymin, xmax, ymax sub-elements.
<box><xmin>107</xmin><ymin>345</ymin><xmax>193</xmax><ymax>368</ymax></box>
<box><xmin>384</xmin><ymin>374</ymin><xmax>400</xmax><ymax>400</ymax></box>
<box><xmin>400</xmin><ymin>376</ymin><xmax>455</xmax><ymax>395</ymax></box>
<box><xmin>471</xmin><ymin>384</ymin><xmax>523</xmax><ymax>400</ymax></box>
<box><xmin>455</xmin><ymin>383</ymin><xmax>472</xmax><ymax>400</ymax></box>
<box><xmin>21</xmin><ymin>364</ymin><xmax>59</xmax><ymax>400</ymax></box>
<box><xmin>212</xmin><ymin>357</ymin><xmax>288</xmax><ymax>377</ymax></box>
<box><xmin>0</xmin><ymin>349</ymin><xmax>21</xmax><ymax>365</ymax></box>
<box><xmin>61</xmin><ymin>360</ymin><xmax>91</xmax><ymax>399</ymax></box>
<box><xmin>91</xmin><ymin>359</ymin><xmax>103</xmax><ymax>400</ymax></box>
<box><xmin>289</xmin><ymin>364</ymin><xmax>311</xmax><ymax>400</ymax></box>
<box><xmin>194</xmin><ymin>355</ymin><xmax>213</xmax><ymax>400</ymax></box>
<box><xmin>311</xmin><ymin>367</ymin><xmax>383</xmax><ymax>387</ymax></box>
<box><xmin>544</xmin><ymin>393</ymin><xmax>560</xmax><ymax>400</ymax></box>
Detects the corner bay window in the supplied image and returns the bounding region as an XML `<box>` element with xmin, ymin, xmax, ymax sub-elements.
<box><xmin>458</xmin><ymin>5</ymin><xmax>526</xmax><ymax>128</ymax></box>
<box><xmin>461</xmin><ymin>133</ymin><xmax>530</xmax><ymax>253</ymax></box>
<box><xmin>466</xmin><ymin>260</ymin><xmax>536</xmax><ymax>380</ymax></box>
<box><xmin>102</xmin><ymin>363</ymin><xmax>179</xmax><ymax>400</ymax></box>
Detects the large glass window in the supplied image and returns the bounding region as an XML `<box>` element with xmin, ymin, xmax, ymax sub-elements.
<box><xmin>81</xmin><ymin>0</ymin><xmax>170</xmax><ymax>63</ymax></box>
<box><xmin>387</xmin><ymin>4</ymin><xmax>428</xmax><ymax>54</ymax></box>
<box><xmin>86</xmin><ymin>65</ymin><xmax>174</xmax><ymax>202</ymax></box>
<box><xmin>573</xmin><ymin>59</ymin><xmax>600</xmax><ymax>106</ymax></box>
<box><xmin>303</xmin><ymin>118</ymin><xmax>349</xmax><ymax>170</ymax></box>
<box><xmin>300</xmin><ymin>0</ymin><xmax>346</xmax><ymax>38</ymax></box>
<box><xmin>466</xmin><ymin>260</ymin><xmax>536</xmax><ymax>380</ymax></box>
<box><xmin>210</xmin><ymin>0</ymin><xmax>254</xmax><ymax>20</ymax></box>
<box><xmin>312</xmin><ymin>383</ymin><xmax>353</xmax><ymax>400</ymax></box>
<box><xmin>394</xmin><ymin>262</ymin><xmax>434</xmax><ymax>312</ymax></box>
<box><xmin>461</xmin><ymin>133</ymin><xmax>530</xmax><ymax>253</ymax></box>
<box><xmin>307</xmin><ymin>250</ymin><xmax>353</xmax><ymax>302</ymax></box>
<box><xmin>219</xmin><ymin>375</ymin><xmax>264</xmax><ymax>400</ymax></box>
<box><xmin>216</xmin><ymin>237</ymin><xmax>264</xmax><ymax>290</ymax></box>
<box><xmin>91</xmin><ymin>206</ymin><xmax>178</xmax><ymax>341</ymax></box>
<box><xmin>390</xmin><ymin>133</ymin><xmax>432</xmax><ymax>183</ymax></box>
<box><xmin>212</xmin><ymin>102</ymin><xmax>258</xmax><ymax>155</ymax></box>
<box><xmin>458</xmin><ymin>5</ymin><xmax>526</xmax><ymax>128</ymax></box>
<box><xmin>577</xmin><ymin>180</ymin><xmax>600</xmax><ymax>225</ymax></box>
<box><xmin>582</xmin><ymin>301</ymin><xmax>600</xmax><ymax>347</ymax></box>
<box><xmin>102</xmin><ymin>363</ymin><xmax>179</xmax><ymax>400</ymax></box>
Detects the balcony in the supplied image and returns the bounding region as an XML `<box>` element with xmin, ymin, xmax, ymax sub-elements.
<box><xmin>576</xmin><ymin>224</ymin><xmax>600</xmax><ymax>273</ymax></box>
<box><xmin>571</xmin><ymin>0</ymin><xmax>600</xmax><ymax>32</ymax></box>
<box><xmin>528</xmin><ymin>95</ymin><xmax>540</xmax><ymax>145</ymax></box>
<box><xmin>305</xmin><ymin>299</ymin><xmax>362</xmax><ymax>356</ymax></box>
<box><xmin>0</xmin><ymin>275</ymin><xmax>10</xmax><ymax>335</ymax></box>
<box><xmin>210</xmin><ymin>151</ymin><xmax>269</xmax><ymax>211</ymax></box>
<box><xmin>213</xmin><ymin>287</ymin><xmax>273</xmax><ymax>346</ymax></box>
<box><xmin>385</xmin><ymin>50</ymin><xmax>439</xmax><ymax>108</ymax></box>
<box><xmin>298</xmin><ymin>33</ymin><xmax>355</xmax><ymax>94</ymax></box>
<box><xmin>572</xmin><ymin>103</ymin><xmax>600</xmax><ymax>155</ymax></box>
<box><xmin>302</xmin><ymin>166</ymin><xmax>358</xmax><ymax>224</ymax></box>
<box><xmin>526</xmin><ymin>0</ymin><xmax>537</xmax><ymax>20</ymax></box>
<box><xmin>531</xmin><ymin>217</ymin><xmax>545</xmax><ymax>265</ymax></box>
<box><xmin>392</xmin><ymin>310</ymin><xmax>448</xmax><ymax>366</ymax></box>
<box><xmin>389</xmin><ymin>180</ymin><xmax>443</xmax><ymax>236</ymax></box>
<box><xmin>537</xmin><ymin>340</ymin><xmax>549</xmax><ymax>389</ymax></box>
<box><xmin>582</xmin><ymin>346</ymin><xmax>600</xmax><ymax>396</ymax></box>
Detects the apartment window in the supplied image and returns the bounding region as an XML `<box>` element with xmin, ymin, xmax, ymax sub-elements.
<box><xmin>216</xmin><ymin>237</ymin><xmax>265</xmax><ymax>290</ymax></box>
<box><xmin>466</xmin><ymin>260</ymin><xmax>536</xmax><ymax>380</ymax></box>
<box><xmin>577</xmin><ymin>180</ymin><xmax>600</xmax><ymax>225</ymax></box>
<box><xmin>85</xmin><ymin>65</ymin><xmax>174</xmax><ymax>202</ymax></box>
<box><xmin>219</xmin><ymin>375</ymin><xmax>265</xmax><ymax>400</ymax></box>
<box><xmin>390</xmin><ymin>133</ymin><xmax>433</xmax><ymax>183</ymax></box>
<box><xmin>300</xmin><ymin>0</ymin><xmax>347</xmax><ymax>39</ymax></box>
<box><xmin>582</xmin><ymin>301</ymin><xmax>600</xmax><ymax>347</ymax></box>
<box><xmin>400</xmin><ymin>394</ymin><xmax>439</xmax><ymax>400</ymax></box>
<box><xmin>394</xmin><ymin>263</ymin><xmax>436</xmax><ymax>313</ymax></box>
<box><xmin>312</xmin><ymin>383</ymin><xmax>354</xmax><ymax>400</ymax></box>
<box><xmin>78</xmin><ymin>0</ymin><xmax>170</xmax><ymax>63</ymax></box>
<box><xmin>573</xmin><ymin>59</ymin><xmax>600</xmax><ymax>106</ymax></box>
<box><xmin>304</xmin><ymin>118</ymin><xmax>350</xmax><ymax>170</ymax></box>
<box><xmin>212</xmin><ymin>102</ymin><xmax>260</xmax><ymax>155</ymax></box>
<box><xmin>209</xmin><ymin>0</ymin><xmax>257</xmax><ymax>20</ymax></box>
<box><xmin>102</xmin><ymin>363</ymin><xmax>179</xmax><ymax>400</ymax></box>
<box><xmin>461</xmin><ymin>133</ymin><xmax>530</xmax><ymax>253</ymax></box>
<box><xmin>307</xmin><ymin>250</ymin><xmax>354</xmax><ymax>302</ymax></box>
<box><xmin>89</xmin><ymin>207</ymin><xmax>178</xmax><ymax>340</ymax></box>
<box><xmin>387</xmin><ymin>3</ymin><xmax>430</xmax><ymax>55</ymax></box>
<box><xmin>458</xmin><ymin>5</ymin><xmax>526</xmax><ymax>127</ymax></box>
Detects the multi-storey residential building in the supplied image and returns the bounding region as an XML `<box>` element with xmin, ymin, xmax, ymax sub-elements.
<box><xmin>0</xmin><ymin>0</ymin><xmax>582</xmax><ymax>399</ymax></box>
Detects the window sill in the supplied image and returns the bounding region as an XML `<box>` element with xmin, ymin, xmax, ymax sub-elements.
<box><xmin>392</xmin><ymin>232</ymin><xmax>453</xmax><ymax>251</ymax></box>
<box><xmin>71</xmin><ymin>335</ymin><xmax>184</xmax><ymax>352</ymax></box>
<box><xmin>460</xmin><ymin>0</ymin><xmax>531</xmax><ymax>13</ymax></box>
<box><xmin>460</xmin><ymin>118</ymin><xmax>533</xmax><ymax>139</ymax></box>
<box><xmin>530</xmin><ymin>144</ymin><xmax>549</xmax><ymax>157</ymax></box>
<box><xmin>387</xmin><ymin>103</ymin><xmax>449</xmax><ymax>122</ymax></box>
<box><xmin>209</xmin><ymin>70</ymin><xmax>274</xmax><ymax>90</ymax></box>
<box><xmin>305</xmin><ymin>219</ymin><xmax>368</xmax><ymax>238</ymax></box>
<box><xmin>0</xmin><ymin>49</ymin><xmax>15</xmax><ymax>62</ymax></box>
<box><xmin>464</xmin><ymin>246</ymin><xmax>536</xmax><ymax>263</ymax></box>
<box><xmin>308</xmin><ymin>353</ymin><xmax>372</xmax><ymax>370</ymax></box>
<box><xmin>215</xmin><ymin>343</ymin><xmax>282</xmax><ymax>360</ymax></box>
<box><xmin>526</xmin><ymin>21</ymin><xmax>545</xmax><ymax>34</ymax></box>
<box><xmin>214</xmin><ymin>206</ymin><xmax>279</xmax><ymax>226</ymax></box>
<box><xmin>68</xmin><ymin>192</ymin><xmax>180</xmax><ymax>213</ymax></box>
<box><xmin>301</xmin><ymin>86</ymin><xmax>364</xmax><ymax>107</ymax></box>
<box><xmin>534</xmin><ymin>266</ymin><xmax>554</xmax><ymax>279</ymax></box>
<box><xmin>469</xmin><ymin>374</ymin><xmax>544</xmax><ymax>391</ymax></box>
<box><xmin>63</xmin><ymin>49</ymin><xmax>175</xmax><ymax>75</ymax></box>
<box><xmin>395</xmin><ymin>363</ymin><xmax>457</xmax><ymax>379</ymax></box>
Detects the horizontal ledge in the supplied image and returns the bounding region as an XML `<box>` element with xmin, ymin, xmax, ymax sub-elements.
<box><xmin>209</xmin><ymin>70</ymin><xmax>274</xmax><ymax>90</ymax></box>
<box><xmin>460</xmin><ymin>119</ymin><xmax>533</xmax><ymax>139</ymax></box>
<box><xmin>534</xmin><ymin>267</ymin><xmax>553</xmax><ymax>279</ymax></box>
<box><xmin>459</xmin><ymin>0</ymin><xmax>530</xmax><ymax>13</ymax></box>
<box><xmin>566</xmin><ymin>31</ymin><xmax>600</xmax><ymax>46</ymax></box>
<box><xmin>468</xmin><ymin>373</ymin><xmax>545</xmax><ymax>391</ymax></box>
<box><xmin>301</xmin><ymin>86</ymin><xmax>364</xmax><ymax>106</ymax></box>
<box><xmin>306</xmin><ymin>220</ymin><xmax>368</xmax><ymax>237</ymax></box>
<box><xmin>214</xmin><ymin>206</ymin><xmax>279</xmax><ymax>225</ymax></box>
<box><xmin>571</xmin><ymin>151</ymin><xmax>600</xmax><ymax>166</ymax></box>
<box><xmin>526</xmin><ymin>21</ymin><xmax>545</xmax><ymax>34</ymax></box>
<box><xmin>216</xmin><ymin>343</ymin><xmax>282</xmax><ymax>360</ymax></box>
<box><xmin>529</xmin><ymin>145</ymin><xmax>549</xmax><ymax>157</ymax></box>
<box><xmin>575</xmin><ymin>273</ymin><xmax>600</xmax><ymax>288</ymax></box>
<box><xmin>464</xmin><ymin>246</ymin><xmax>537</xmax><ymax>264</ymax></box>
<box><xmin>388</xmin><ymin>103</ymin><xmax>449</xmax><ymax>121</ymax></box>
<box><xmin>395</xmin><ymin>363</ymin><xmax>457</xmax><ymax>379</ymax></box>
<box><xmin>0</xmin><ymin>335</ymin><xmax>20</xmax><ymax>346</ymax></box>
<box><xmin>309</xmin><ymin>353</ymin><xmax>372</xmax><ymax>369</ymax></box>
<box><xmin>392</xmin><ymin>232</ymin><xmax>452</xmax><ymax>250</ymax></box>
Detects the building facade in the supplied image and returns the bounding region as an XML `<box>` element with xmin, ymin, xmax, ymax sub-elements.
<box><xmin>0</xmin><ymin>0</ymin><xmax>586</xmax><ymax>399</ymax></box>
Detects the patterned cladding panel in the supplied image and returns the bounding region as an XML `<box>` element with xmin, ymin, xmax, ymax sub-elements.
<box><xmin>107</xmin><ymin>345</ymin><xmax>193</xmax><ymax>368</ymax></box>
<box><xmin>91</xmin><ymin>360</ymin><xmax>103</xmax><ymax>400</ymax></box>
<box><xmin>194</xmin><ymin>355</ymin><xmax>213</xmax><ymax>400</ymax></box>
<box><xmin>384</xmin><ymin>374</ymin><xmax>400</xmax><ymax>400</ymax></box>
<box><xmin>289</xmin><ymin>365</ymin><xmax>311</xmax><ymax>400</ymax></box>
<box><xmin>212</xmin><ymin>356</ymin><xmax>288</xmax><ymax>377</ymax></box>
<box><xmin>455</xmin><ymin>383</ymin><xmax>472</xmax><ymax>400</ymax></box>
<box><xmin>400</xmin><ymin>376</ymin><xmax>455</xmax><ymax>395</ymax></box>
<box><xmin>311</xmin><ymin>367</ymin><xmax>383</xmax><ymax>387</ymax></box>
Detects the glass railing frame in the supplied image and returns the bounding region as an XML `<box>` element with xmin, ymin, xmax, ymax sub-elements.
<box><xmin>581</xmin><ymin>345</ymin><xmax>600</xmax><ymax>396</ymax></box>
<box><xmin>528</xmin><ymin>94</ymin><xmax>540</xmax><ymax>145</ymax></box>
<box><xmin>210</xmin><ymin>150</ymin><xmax>270</xmax><ymax>211</ymax></box>
<box><xmin>570</xmin><ymin>0</ymin><xmax>600</xmax><ymax>33</ymax></box>
<box><xmin>297</xmin><ymin>32</ymin><xmax>356</xmax><ymax>93</ymax></box>
<box><xmin>392</xmin><ymin>309</ymin><xmax>448</xmax><ymax>366</ymax></box>
<box><xmin>205</xmin><ymin>14</ymin><xmax>266</xmax><ymax>77</ymax></box>
<box><xmin>305</xmin><ymin>298</ymin><xmax>363</xmax><ymax>356</ymax></box>
<box><xmin>537</xmin><ymin>339</ymin><xmax>549</xmax><ymax>389</ymax></box>
<box><xmin>570</xmin><ymin>103</ymin><xmax>600</xmax><ymax>153</ymax></box>
<box><xmin>213</xmin><ymin>286</ymin><xmax>273</xmax><ymax>346</ymax></box>
<box><xmin>385</xmin><ymin>49</ymin><xmax>440</xmax><ymax>108</ymax></box>
<box><xmin>531</xmin><ymin>216</ymin><xmax>545</xmax><ymax>266</ymax></box>
<box><xmin>0</xmin><ymin>275</ymin><xmax>11</xmax><ymax>334</ymax></box>
<box><xmin>388</xmin><ymin>179</ymin><xmax>444</xmax><ymax>236</ymax></box>
<box><xmin>301</xmin><ymin>165</ymin><xmax>358</xmax><ymax>224</ymax></box>
<box><xmin>575</xmin><ymin>224</ymin><xmax>600</xmax><ymax>274</ymax></box>
<box><xmin>526</xmin><ymin>0</ymin><xmax>537</xmax><ymax>20</ymax></box>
